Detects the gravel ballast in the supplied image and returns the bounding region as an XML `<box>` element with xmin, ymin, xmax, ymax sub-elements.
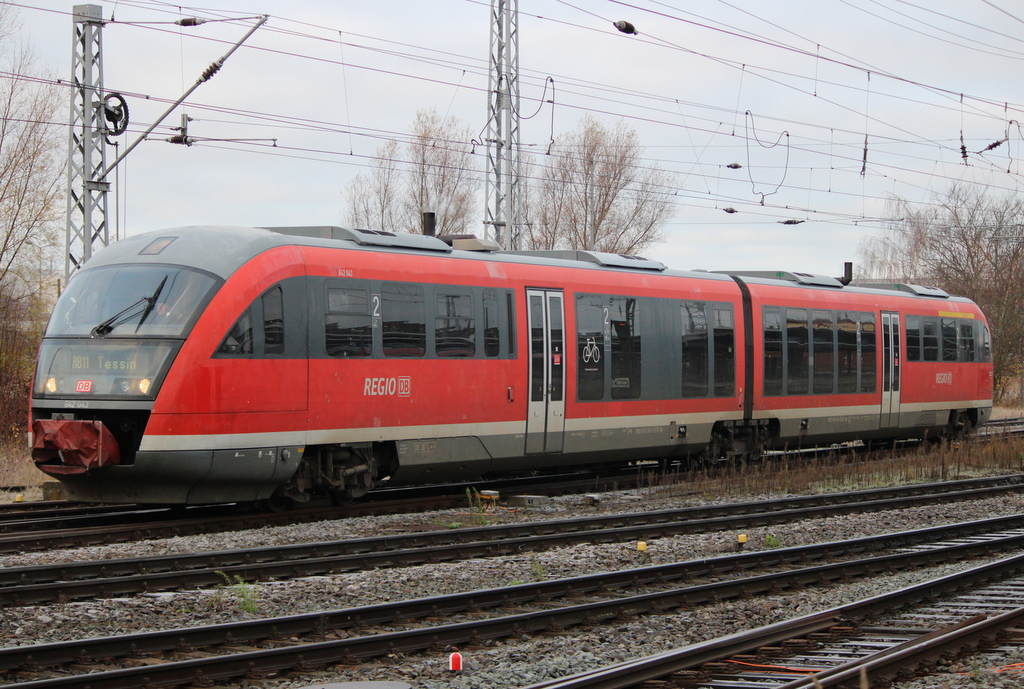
<box><xmin>5</xmin><ymin>488</ymin><xmax>1024</xmax><ymax>688</ymax></box>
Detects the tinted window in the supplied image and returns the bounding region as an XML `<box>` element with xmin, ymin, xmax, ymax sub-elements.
<box><xmin>382</xmin><ymin>282</ymin><xmax>425</xmax><ymax>357</ymax></box>
<box><xmin>262</xmin><ymin>286</ymin><xmax>284</xmax><ymax>354</ymax></box>
<box><xmin>326</xmin><ymin>284</ymin><xmax>371</xmax><ymax>357</ymax></box>
<box><xmin>941</xmin><ymin>318</ymin><xmax>957</xmax><ymax>362</ymax></box>
<box><xmin>786</xmin><ymin>308</ymin><xmax>809</xmax><ymax>394</ymax></box>
<box><xmin>959</xmin><ymin>322</ymin><xmax>975</xmax><ymax>362</ymax></box>
<box><xmin>530</xmin><ymin>295</ymin><xmax>545</xmax><ymax>401</ymax></box>
<box><xmin>549</xmin><ymin>296</ymin><xmax>564</xmax><ymax>402</ymax></box>
<box><xmin>577</xmin><ymin>294</ymin><xmax>605</xmax><ymax>401</ymax></box>
<box><xmin>905</xmin><ymin>315</ymin><xmax>920</xmax><ymax>362</ymax></box>
<box><xmin>435</xmin><ymin>291</ymin><xmax>475</xmax><ymax>358</ymax></box>
<box><xmin>219</xmin><ymin>308</ymin><xmax>253</xmax><ymax>355</ymax></box>
<box><xmin>682</xmin><ymin>301</ymin><xmax>709</xmax><ymax>397</ymax></box>
<box><xmin>713</xmin><ymin>307</ymin><xmax>734</xmax><ymax>396</ymax></box>
<box><xmin>812</xmin><ymin>310</ymin><xmax>834</xmax><ymax>394</ymax></box>
<box><xmin>860</xmin><ymin>314</ymin><xmax>876</xmax><ymax>393</ymax></box>
<box><xmin>483</xmin><ymin>289</ymin><xmax>500</xmax><ymax>357</ymax></box>
<box><xmin>763</xmin><ymin>308</ymin><xmax>783</xmax><ymax>396</ymax></box>
<box><xmin>980</xmin><ymin>322</ymin><xmax>992</xmax><ymax>363</ymax></box>
<box><xmin>610</xmin><ymin>297</ymin><xmax>641</xmax><ymax>399</ymax></box>
<box><xmin>507</xmin><ymin>292</ymin><xmax>517</xmax><ymax>357</ymax></box>
<box><xmin>837</xmin><ymin>312</ymin><xmax>857</xmax><ymax>393</ymax></box>
<box><xmin>922</xmin><ymin>319</ymin><xmax>939</xmax><ymax>361</ymax></box>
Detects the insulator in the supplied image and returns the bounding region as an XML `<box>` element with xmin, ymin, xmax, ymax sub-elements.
<box><xmin>176</xmin><ymin>17</ymin><xmax>207</xmax><ymax>26</ymax></box>
<box><xmin>201</xmin><ymin>60</ymin><xmax>223</xmax><ymax>82</ymax></box>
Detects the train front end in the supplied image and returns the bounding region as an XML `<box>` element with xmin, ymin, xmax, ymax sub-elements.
<box><xmin>30</xmin><ymin>260</ymin><xmax>219</xmax><ymax>501</ymax></box>
<box><xmin>27</xmin><ymin>228</ymin><xmax>289</xmax><ymax>503</ymax></box>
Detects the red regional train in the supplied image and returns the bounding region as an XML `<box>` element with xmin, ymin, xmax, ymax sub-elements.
<box><xmin>30</xmin><ymin>226</ymin><xmax>993</xmax><ymax>506</ymax></box>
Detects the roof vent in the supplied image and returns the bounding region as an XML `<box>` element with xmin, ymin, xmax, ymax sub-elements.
<box><xmin>510</xmin><ymin>250</ymin><xmax>666</xmax><ymax>271</ymax></box>
<box><xmin>718</xmin><ymin>270</ymin><xmax>845</xmax><ymax>288</ymax></box>
<box><xmin>856</xmin><ymin>282</ymin><xmax>950</xmax><ymax>298</ymax></box>
<box><xmin>438</xmin><ymin>234</ymin><xmax>502</xmax><ymax>251</ymax></box>
<box><xmin>264</xmin><ymin>226</ymin><xmax>452</xmax><ymax>253</ymax></box>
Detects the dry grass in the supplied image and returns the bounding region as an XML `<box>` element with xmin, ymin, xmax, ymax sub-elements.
<box><xmin>992</xmin><ymin>406</ymin><xmax>1024</xmax><ymax>419</ymax></box>
<box><xmin>0</xmin><ymin>440</ymin><xmax>46</xmax><ymax>492</ymax></box>
<box><xmin>642</xmin><ymin>436</ymin><xmax>1024</xmax><ymax>501</ymax></box>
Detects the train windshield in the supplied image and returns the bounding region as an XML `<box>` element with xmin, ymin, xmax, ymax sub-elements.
<box><xmin>47</xmin><ymin>265</ymin><xmax>220</xmax><ymax>338</ymax></box>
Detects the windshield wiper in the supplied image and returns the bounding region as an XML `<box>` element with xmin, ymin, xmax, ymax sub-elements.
<box><xmin>92</xmin><ymin>277</ymin><xmax>168</xmax><ymax>337</ymax></box>
<box><xmin>135</xmin><ymin>276</ymin><xmax>167</xmax><ymax>332</ymax></box>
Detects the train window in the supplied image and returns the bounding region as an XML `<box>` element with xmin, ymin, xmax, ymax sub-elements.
<box><xmin>959</xmin><ymin>321</ymin><xmax>976</xmax><ymax>362</ymax></box>
<box><xmin>812</xmin><ymin>310</ymin><xmax>834</xmax><ymax>394</ymax></box>
<box><xmin>435</xmin><ymin>291</ymin><xmax>475</xmax><ymax>358</ymax></box>
<box><xmin>483</xmin><ymin>289</ymin><xmax>500</xmax><ymax>357</ymax></box>
<box><xmin>786</xmin><ymin>308</ymin><xmax>809</xmax><ymax>395</ymax></box>
<box><xmin>530</xmin><ymin>295</ymin><xmax>545</xmax><ymax>401</ymax></box>
<box><xmin>682</xmin><ymin>301</ymin><xmax>709</xmax><ymax>398</ymax></box>
<box><xmin>860</xmin><ymin>314</ymin><xmax>876</xmax><ymax>393</ymax></box>
<box><xmin>382</xmin><ymin>282</ymin><xmax>426</xmax><ymax>357</ymax></box>
<box><xmin>891</xmin><ymin>319</ymin><xmax>900</xmax><ymax>392</ymax></box>
<box><xmin>922</xmin><ymin>319</ymin><xmax>939</xmax><ymax>361</ymax></box>
<box><xmin>979</xmin><ymin>322</ymin><xmax>992</xmax><ymax>363</ymax></box>
<box><xmin>837</xmin><ymin>312</ymin><xmax>857</xmax><ymax>393</ymax></box>
<box><xmin>576</xmin><ymin>294</ymin><xmax>605</xmax><ymax>401</ymax></box>
<box><xmin>763</xmin><ymin>308</ymin><xmax>783</xmax><ymax>396</ymax></box>
<box><xmin>905</xmin><ymin>316</ymin><xmax>921</xmax><ymax>362</ymax></box>
<box><xmin>218</xmin><ymin>308</ymin><xmax>253</xmax><ymax>355</ymax></box>
<box><xmin>941</xmin><ymin>318</ymin><xmax>957</xmax><ymax>362</ymax></box>
<box><xmin>507</xmin><ymin>292</ymin><xmax>517</xmax><ymax>358</ymax></box>
<box><xmin>713</xmin><ymin>307</ymin><xmax>734</xmax><ymax>396</ymax></box>
<box><xmin>610</xmin><ymin>297</ymin><xmax>641</xmax><ymax>400</ymax></box>
<box><xmin>549</xmin><ymin>295</ymin><xmax>565</xmax><ymax>402</ymax></box>
<box><xmin>326</xmin><ymin>284</ymin><xmax>371</xmax><ymax>357</ymax></box>
<box><xmin>262</xmin><ymin>286</ymin><xmax>284</xmax><ymax>355</ymax></box>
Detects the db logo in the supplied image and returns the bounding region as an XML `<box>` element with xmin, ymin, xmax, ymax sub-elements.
<box><xmin>75</xmin><ymin>380</ymin><xmax>93</xmax><ymax>393</ymax></box>
<box><xmin>363</xmin><ymin>376</ymin><xmax>412</xmax><ymax>397</ymax></box>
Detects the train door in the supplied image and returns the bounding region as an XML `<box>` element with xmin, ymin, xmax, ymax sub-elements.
<box><xmin>525</xmin><ymin>289</ymin><xmax>565</xmax><ymax>454</ymax></box>
<box><xmin>881</xmin><ymin>312</ymin><xmax>901</xmax><ymax>427</ymax></box>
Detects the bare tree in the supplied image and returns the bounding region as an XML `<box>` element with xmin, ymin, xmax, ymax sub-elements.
<box><xmin>0</xmin><ymin>6</ymin><xmax>65</xmax><ymax>441</ymax></box>
<box><xmin>403</xmin><ymin>108</ymin><xmax>477</xmax><ymax>235</ymax></box>
<box><xmin>859</xmin><ymin>184</ymin><xmax>1024</xmax><ymax>402</ymax></box>
<box><xmin>526</xmin><ymin>115</ymin><xmax>674</xmax><ymax>255</ymax></box>
<box><xmin>342</xmin><ymin>109</ymin><xmax>478</xmax><ymax>236</ymax></box>
<box><xmin>343</xmin><ymin>140</ymin><xmax>401</xmax><ymax>232</ymax></box>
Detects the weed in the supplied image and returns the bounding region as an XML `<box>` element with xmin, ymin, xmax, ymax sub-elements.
<box><xmin>529</xmin><ymin>552</ymin><xmax>547</xmax><ymax>581</ymax></box>
<box><xmin>465</xmin><ymin>487</ymin><xmax>490</xmax><ymax>526</ymax></box>
<box><xmin>509</xmin><ymin>579</ymin><xmax>525</xmax><ymax>586</ymax></box>
<box><xmin>217</xmin><ymin>571</ymin><xmax>259</xmax><ymax>614</ymax></box>
<box><xmin>764</xmin><ymin>533</ymin><xmax>783</xmax><ymax>549</ymax></box>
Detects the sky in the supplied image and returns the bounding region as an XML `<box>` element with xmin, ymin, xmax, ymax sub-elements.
<box><xmin>12</xmin><ymin>0</ymin><xmax>1024</xmax><ymax>276</ymax></box>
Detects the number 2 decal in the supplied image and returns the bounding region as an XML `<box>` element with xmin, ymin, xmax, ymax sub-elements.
<box><xmin>372</xmin><ymin>294</ymin><xmax>381</xmax><ymax>317</ymax></box>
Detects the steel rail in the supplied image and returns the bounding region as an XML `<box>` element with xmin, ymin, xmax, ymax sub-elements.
<box><xmin>4</xmin><ymin>478</ymin><xmax>1024</xmax><ymax>605</ymax></box>
<box><xmin>520</xmin><ymin>553</ymin><xmax>1024</xmax><ymax>689</ymax></box>
<box><xmin>769</xmin><ymin>609</ymin><xmax>1024</xmax><ymax>688</ymax></box>
<box><xmin>6</xmin><ymin>520</ymin><xmax>1024</xmax><ymax>686</ymax></box>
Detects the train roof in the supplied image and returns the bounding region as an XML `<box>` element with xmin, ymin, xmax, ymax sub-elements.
<box><xmin>75</xmin><ymin>225</ymin><xmax>974</xmax><ymax>305</ymax></box>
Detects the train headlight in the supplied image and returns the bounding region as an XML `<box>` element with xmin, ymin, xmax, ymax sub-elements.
<box><xmin>119</xmin><ymin>379</ymin><xmax>131</xmax><ymax>393</ymax></box>
<box><xmin>45</xmin><ymin>377</ymin><xmax>57</xmax><ymax>393</ymax></box>
<box><xmin>138</xmin><ymin>378</ymin><xmax>151</xmax><ymax>395</ymax></box>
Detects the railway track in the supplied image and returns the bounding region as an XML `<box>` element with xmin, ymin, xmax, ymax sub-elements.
<box><xmin>5</xmin><ymin>512</ymin><xmax>1024</xmax><ymax>687</ymax></box>
<box><xmin>3</xmin><ymin>416</ymin><xmax>1021</xmax><ymax>544</ymax></box>
<box><xmin>522</xmin><ymin>553</ymin><xmax>1024</xmax><ymax>688</ymax></box>
<box><xmin>4</xmin><ymin>474</ymin><xmax>1024</xmax><ymax>606</ymax></box>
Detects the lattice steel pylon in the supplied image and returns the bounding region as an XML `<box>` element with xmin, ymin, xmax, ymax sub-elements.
<box><xmin>483</xmin><ymin>0</ymin><xmax>521</xmax><ymax>251</ymax></box>
<box><xmin>66</xmin><ymin>4</ymin><xmax>109</xmax><ymax>282</ymax></box>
